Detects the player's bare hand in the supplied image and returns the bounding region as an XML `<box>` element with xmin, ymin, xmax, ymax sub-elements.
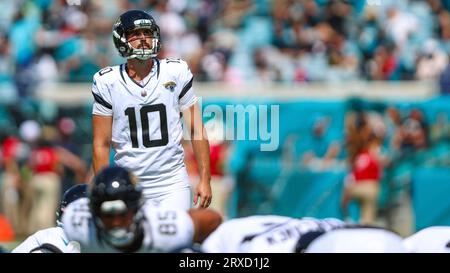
<box><xmin>193</xmin><ymin>181</ymin><xmax>212</xmax><ymax>208</ymax></box>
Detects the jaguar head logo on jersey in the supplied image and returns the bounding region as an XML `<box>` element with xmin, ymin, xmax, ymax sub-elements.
<box><xmin>163</xmin><ymin>81</ymin><xmax>177</xmax><ymax>92</ymax></box>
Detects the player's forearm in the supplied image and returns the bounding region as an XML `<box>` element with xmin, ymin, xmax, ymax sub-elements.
<box><xmin>191</xmin><ymin>139</ymin><xmax>211</xmax><ymax>182</ymax></box>
<box><xmin>92</xmin><ymin>115</ymin><xmax>113</xmax><ymax>174</ymax></box>
<box><xmin>92</xmin><ymin>145</ymin><xmax>110</xmax><ymax>174</ymax></box>
<box><xmin>183</xmin><ymin>103</ymin><xmax>210</xmax><ymax>182</ymax></box>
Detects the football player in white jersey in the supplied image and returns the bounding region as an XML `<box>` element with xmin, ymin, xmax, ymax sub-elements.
<box><xmin>305</xmin><ymin>226</ymin><xmax>407</xmax><ymax>253</ymax></box>
<box><xmin>12</xmin><ymin>184</ymin><xmax>87</xmax><ymax>253</ymax></box>
<box><xmin>201</xmin><ymin>215</ymin><xmax>345</xmax><ymax>253</ymax></box>
<box><xmin>403</xmin><ymin>226</ymin><xmax>450</xmax><ymax>253</ymax></box>
<box><xmin>62</xmin><ymin>166</ymin><xmax>221</xmax><ymax>253</ymax></box>
<box><xmin>92</xmin><ymin>10</ymin><xmax>211</xmax><ymax>210</ymax></box>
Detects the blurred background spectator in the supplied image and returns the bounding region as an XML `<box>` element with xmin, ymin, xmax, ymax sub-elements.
<box><xmin>341</xmin><ymin>112</ymin><xmax>383</xmax><ymax>225</ymax></box>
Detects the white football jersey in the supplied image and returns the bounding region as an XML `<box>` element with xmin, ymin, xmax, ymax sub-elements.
<box><xmin>403</xmin><ymin>226</ymin><xmax>450</xmax><ymax>253</ymax></box>
<box><xmin>12</xmin><ymin>226</ymin><xmax>80</xmax><ymax>253</ymax></box>
<box><xmin>62</xmin><ymin>198</ymin><xmax>194</xmax><ymax>253</ymax></box>
<box><xmin>92</xmin><ymin>58</ymin><xmax>197</xmax><ymax>198</ymax></box>
<box><xmin>201</xmin><ymin>215</ymin><xmax>344</xmax><ymax>253</ymax></box>
<box><xmin>305</xmin><ymin>228</ymin><xmax>407</xmax><ymax>253</ymax></box>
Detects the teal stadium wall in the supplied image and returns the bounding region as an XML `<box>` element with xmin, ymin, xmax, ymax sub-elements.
<box><xmin>201</xmin><ymin>96</ymin><xmax>450</xmax><ymax>231</ymax></box>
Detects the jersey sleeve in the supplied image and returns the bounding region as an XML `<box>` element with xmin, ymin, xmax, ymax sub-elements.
<box><xmin>147</xmin><ymin>208</ymin><xmax>195</xmax><ymax>252</ymax></box>
<box><xmin>176</xmin><ymin>61</ymin><xmax>198</xmax><ymax>111</ymax></box>
<box><xmin>92</xmin><ymin>70</ymin><xmax>113</xmax><ymax>116</ymax></box>
<box><xmin>11</xmin><ymin>227</ymin><xmax>79</xmax><ymax>253</ymax></box>
<box><xmin>11</xmin><ymin>233</ymin><xmax>40</xmax><ymax>253</ymax></box>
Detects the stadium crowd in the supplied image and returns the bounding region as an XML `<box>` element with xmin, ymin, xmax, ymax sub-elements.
<box><xmin>0</xmin><ymin>0</ymin><xmax>450</xmax><ymax>102</ymax></box>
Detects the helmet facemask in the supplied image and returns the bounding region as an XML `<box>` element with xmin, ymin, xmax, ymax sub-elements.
<box><xmin>101</xmin><ymin>219</ymin><xmax>138</xmax><ymax>248</ymax></box>
<box><xmin>126</xmin><ymin>33</ymin><xmax>160</xmax><ymax>61</ymax></box>
<box><xmin>94</xmin><ymin>200</ymin><xmax>143</xmax><ymax>249</ymax></box>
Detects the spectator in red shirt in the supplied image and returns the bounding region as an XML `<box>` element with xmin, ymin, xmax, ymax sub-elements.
<box><xmin>20</xmin><ymin>121</ymin><xmax>62</xmax><ymax>234</ymax></box>
<box><xmin>342</xmin><ymin>113</ymin><xmax>383</xmax><ymax>225</ymax></box>
<box><xmin>0</xmin><ymin>136</ymin><xmax>23</xmax><ymax>234</ymax></box>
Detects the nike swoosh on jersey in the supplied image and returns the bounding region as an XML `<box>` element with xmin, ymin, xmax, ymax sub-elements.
<box><xmin>61</xmin><ymin>237</ymin><xmax>70</xmax><ymax>246</ymax></box>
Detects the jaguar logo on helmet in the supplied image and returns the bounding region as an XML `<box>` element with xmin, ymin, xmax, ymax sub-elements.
<box><xmin>113</xmin><ymin>18</ymin><xmax>121</xmax><ymax>27</ymax></box>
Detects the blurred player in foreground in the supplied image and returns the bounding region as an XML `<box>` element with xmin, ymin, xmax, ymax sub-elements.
<box><xmin>304</xmin><ymin>226</ymin><xmax>407</xmax><ymax>253</ymax></box>
<box><xmin>62</xmin><ymin>166</ymin><xmax>221</xmax><ymax>252</ymax></box>
<box><xmin>12</xmin><ymin>184</ymin><xmax>87</xmax><ymax>253</ymax></box>
<box><xmin>201</xmin><ymin>215</ymin><xmax>344</xmax><ymax>253</ymax></box>
<box><xmin>403</xmin><ymin>226</ymin><xmax>450</xmax><ymax>253</ymax></box>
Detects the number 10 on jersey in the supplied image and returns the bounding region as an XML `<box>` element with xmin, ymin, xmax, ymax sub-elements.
<box><xmin>125</xmin><ymin>104</ymin><xmax>169</xmax><ymax>148</ymax></box>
